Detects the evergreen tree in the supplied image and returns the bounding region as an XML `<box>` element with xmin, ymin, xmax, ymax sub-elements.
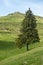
<box><xmin>18</xmin><ymin>8</ymin><xmax>40</xmax><ymax>51</ymax></box>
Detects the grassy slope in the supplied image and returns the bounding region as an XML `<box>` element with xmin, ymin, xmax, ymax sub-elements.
<box><xmin>0</xmin><ymin>12</ymin><xmax>24</xmax><ymax>42</ymax></box>
<box><xmin>0</xmin><ymin>12</ymin><xmax>43</xmax><ymax>64</ymax></box>
<box><xmin>0</xmin><ymin>47</ymin><xmax>43</xmax><ymax>65</ymax></box>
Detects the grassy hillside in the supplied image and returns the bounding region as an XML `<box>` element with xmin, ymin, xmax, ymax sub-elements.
<box><xmin>0</xmin><ymin>12</ymin><xmax>24</xmax><ymax>22</ymax></box>
<box><xmin>0</xmin><ymin>12</ymin><xmax>43</xmax><ymax>65</ymax></box>
<box><xmin>0</xmin><ymin>12</ymin><xmax>43</xmax><ymax>41</ymax></box>
<box><xmin>0</xmin><ymin>47</ymin><xmax>43</xmax><ymax>65</ymax></box>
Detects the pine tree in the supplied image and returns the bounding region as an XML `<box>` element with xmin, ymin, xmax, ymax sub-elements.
<box><xmin>18</xmin><ymin>8</ymin><xmax>40</xmax><ymax>51</ymax></box>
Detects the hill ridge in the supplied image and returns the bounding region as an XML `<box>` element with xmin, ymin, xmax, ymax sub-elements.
<box><xmin>0</xmin><ymin>12</ymin><xmax>43</xmax><ymax>23</ymax></box>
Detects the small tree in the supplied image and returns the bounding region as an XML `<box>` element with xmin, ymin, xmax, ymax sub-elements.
<box><xmin>17</xmin><ymin>8</ymin><xmax>40</xmax><ymax>51</ymax></box>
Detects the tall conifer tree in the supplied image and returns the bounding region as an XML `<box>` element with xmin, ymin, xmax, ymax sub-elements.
<box><xmin>18</xmin><ymin>8</ymin><xmax>40</xmax><ymax>51</ymax></box>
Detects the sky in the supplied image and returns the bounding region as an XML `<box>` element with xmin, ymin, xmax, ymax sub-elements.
<box><xmin>0</xmin><ymin>0</ymin><xmax>43</xmax><ymax>16</ymax></box>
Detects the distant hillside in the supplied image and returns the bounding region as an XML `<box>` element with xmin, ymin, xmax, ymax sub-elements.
<box><xmin>35</xmin><ymin>16</ymin><xmax>43</xmax><ymax>23</ymax></box>
<box><xmin>0</xmin><ymin>12</ymin><xmax>25</xmax><ymax>22</ymax></box>
<box><xmin>0</xmin><ymin>12</ymin><xmax>43</xmax><ymax>23</ymax></box>
<box><xmin>0</xmin><ymin>12</ymin><xmax>43</xmax><ymax>41</ymax></box>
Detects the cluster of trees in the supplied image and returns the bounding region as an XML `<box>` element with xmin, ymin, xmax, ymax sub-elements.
<box><xmin>17</xmin><ymin>8</ymin><xmax>40</xmax><ymax>51</ymax></box>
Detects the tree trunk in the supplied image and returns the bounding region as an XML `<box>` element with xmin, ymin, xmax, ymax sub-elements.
<box><xmin>27</xmin><ymin>43</ymin><xmax>29</xmax><ymax>51</ymax></box>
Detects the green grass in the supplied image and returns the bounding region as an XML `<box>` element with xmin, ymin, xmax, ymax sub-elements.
<box><xmin>0</xmin><ymin>47</ymin><xmax>43</xmax><ymax>65</ymax></box>
<box><xmin>0</xmin><ymin>45</ymin><xmax>26</xmax><ymax>61</ymax></box>
<box><xmin>0</xmin><ymin>40</ymin><xmax>43</xmax><ymax>61</ymax></box>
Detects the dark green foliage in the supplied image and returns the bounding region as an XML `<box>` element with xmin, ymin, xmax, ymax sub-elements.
<box><xmin>18</xmin><ymin>8</ymin><xmax>40</xmax><ymax>51</ymax></box>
